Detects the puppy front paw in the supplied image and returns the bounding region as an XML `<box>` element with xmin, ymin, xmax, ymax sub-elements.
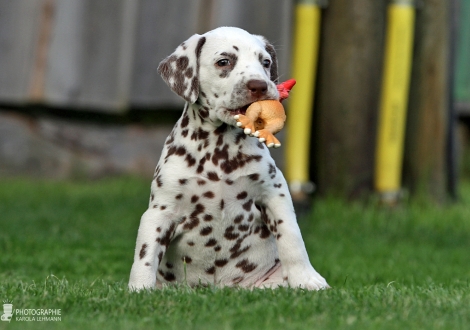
<box><xmin>285</xmin><ymin>265</ymin><xmax>329</xmax><ymax>290</ymax></box>
<box><xmin>128</xmin><ymin>264</ymin><xmax>157</xmax><ymax>291</ymax></box>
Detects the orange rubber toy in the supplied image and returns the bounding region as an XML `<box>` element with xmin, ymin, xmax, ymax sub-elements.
<box><xmin>234</xmin><ymin>79</ymin><xmax>296</xmax><ymax>148</ymax></box>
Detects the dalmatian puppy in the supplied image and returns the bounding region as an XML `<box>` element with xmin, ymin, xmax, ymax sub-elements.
<box><xmin>129</xmin><ymin>27</ymin><xmax>329</xmax><ymax>290</ymax></box>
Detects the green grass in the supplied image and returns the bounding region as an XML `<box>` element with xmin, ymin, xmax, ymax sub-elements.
<box><xmin>1</xmin><ymin>177</ymin><xmax>469</xmax><ymax>329</ymax></box>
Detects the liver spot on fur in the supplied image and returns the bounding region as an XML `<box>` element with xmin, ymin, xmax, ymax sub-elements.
<box><xmin>139</xmin><ymin>243</ymin><xmax>147</xmax><ymax>259</ymax></box>
<box><xmin>203</xmin><ymin>191</ymin><xmax>215</xmax><ymax>198</ymax></box>
<box><xmin>236</xmin><ymin>259</ymin><xmax>257</xmax><ymax>273</ymax></box>
<box><xmin>200</xmin><ymin>226</ymin><xmax>213</xmax><ymax>236</ymax></box>
<box><xmin>205</xmin><ymin>266</ymin><xmax>216</xmax><ymax>275</ymax></box>
<box><xmin>237</xmin><ymin>191</ymin><xmax>248</xmax><ymax>200</ymax></box>
<box><xmin>214</xmin><ymin>259</ymin><xmax>228</xmax><ymax>267</ymax></box>
<box><xmin>205</xmin><ymin>238</ymin><xmax>217</xmax><ymax>247</ymax></box>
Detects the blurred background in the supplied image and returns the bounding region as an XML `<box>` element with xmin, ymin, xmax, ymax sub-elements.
<box><xmin>0</xmin><ymin>0</ymin><xmax>469</xmax><ymax>202</ymax></box>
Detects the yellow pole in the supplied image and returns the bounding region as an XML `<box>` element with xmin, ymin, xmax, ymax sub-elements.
<box><xmin>285</xmin><ymin>0</ymin><xmax>322</xmax><ymax>199</ymax></box>
<box><xmin>374</xmin><ymin>0</ymin><xmax>416</xmax><ymax>202</ymax></box>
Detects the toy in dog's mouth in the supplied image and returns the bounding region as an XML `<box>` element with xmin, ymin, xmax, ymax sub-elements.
<box><xmin>229</xmin><ymin>96</ymin><xmax>280</xmax><ymax>116</ymax></box>
<box><xmin>229</xmin><ymin>103</ymin><xmax>252</xmax><ymax>116</ymax></box>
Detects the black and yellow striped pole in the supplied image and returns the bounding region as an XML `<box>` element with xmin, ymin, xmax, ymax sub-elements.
<box><xmin>286</xmin><ymin>0</ymin><xmax>325</xmax><ymax>201</ymax></box>
<box><xmin>374</xmin><ymin>0</ymin><xmax>416</xmax><ymax>203</ymax></box>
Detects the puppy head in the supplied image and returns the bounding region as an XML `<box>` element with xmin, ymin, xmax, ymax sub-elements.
<box><xmin>158</xmin><ymin>27</ymin><xmax>279</xmax><ymax>126</ymax></box>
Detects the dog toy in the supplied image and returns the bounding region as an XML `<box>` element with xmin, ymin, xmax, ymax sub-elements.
<box><xmin>234</xmin><ymin>79</ymin><xmax>296</xmax><ymax>148</ymax></box>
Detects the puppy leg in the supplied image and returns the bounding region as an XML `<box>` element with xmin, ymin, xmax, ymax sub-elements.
<box><xmin>262</xmin><ymin>176</ymin><xmax>329</xmax><ymax>290</ymax></box>
<box><xmin>129</xmin><ymin>208</ymin><xmax>177</xmax><ymax>291</ymax></box>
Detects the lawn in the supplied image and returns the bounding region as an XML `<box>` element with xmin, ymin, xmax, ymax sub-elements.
<box><xmin>0</xmin><ymin>177</ymin><xmax>469</xmax><ymax>329</ymax></box>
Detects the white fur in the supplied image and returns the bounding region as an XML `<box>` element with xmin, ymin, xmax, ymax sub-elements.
<box><xmin>129</xmin><ymin>27</ymin><xmax>328</xmax><ymax>291</ymax></box>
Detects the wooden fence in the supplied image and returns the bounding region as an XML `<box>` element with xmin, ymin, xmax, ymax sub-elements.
<box><xmin>0</xmin><ymin>0</ymin><xmax>293</xmax><ymax>112</ymax></box>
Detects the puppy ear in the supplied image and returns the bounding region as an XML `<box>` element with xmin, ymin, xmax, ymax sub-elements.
<box><xmin>255</xmin><ymin>36</ymin><xmax>279</xmax><ymax>84</ymax></box>
<box><xmin>158</xmin><ymin>34</ymin><xmax>206</xmax><ymax>103</ymax></box>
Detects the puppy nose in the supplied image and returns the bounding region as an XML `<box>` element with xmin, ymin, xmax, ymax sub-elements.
<box><xmin>247</xmin><ymin>80</ymin><xmax>268</xmax><ymax>98</ymax></box>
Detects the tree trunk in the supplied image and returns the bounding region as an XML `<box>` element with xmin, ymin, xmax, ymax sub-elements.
<box><xmin>313</xmin><ymin>0</ymin><xmax>387</xmax><ymax>198</ymax></box>
<box><xmin>403</xmin><ymin>0</ymin><xmax>450</xmax><ymax>202</ymax></box>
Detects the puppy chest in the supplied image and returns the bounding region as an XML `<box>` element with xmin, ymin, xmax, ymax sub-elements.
<box><xmin>159</xmin><ymin>220</ymin><xmax>279</xmax><ymax>286</ymax></box>
<box><xmin>156</xmin><ymin>185</ymin><xmax>279</xmax><ymax>285</ymax></box>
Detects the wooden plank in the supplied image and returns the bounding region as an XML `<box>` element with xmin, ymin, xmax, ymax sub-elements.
<box><xmin>0</xmin><ymin>0</ymin><xmax>43</xmax><ymax>103</ymax></box>
<box><xmin>44</xmin><ymin>0</ymin><xmax>139</xmax><ymax>112</ymax></box>
<box><xmin>43</xmin><ymin>0</ymin><xmax>83</xmax><ymax>108</ymax></box>
<box><xmin>29</xmin><ymin>0</ymin><xmax>55</xmax><ymax>102</ymax></box>
<box><xmin>130</xmin><ymin>0</ymin><xmax>202</xmax><ymax>108</ymax></box>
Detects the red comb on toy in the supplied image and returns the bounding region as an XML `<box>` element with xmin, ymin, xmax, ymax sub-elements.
<box><xmin>277</xmin><ymin>79</ymin><xmax>296</xmax><ymax>101</ymax></box>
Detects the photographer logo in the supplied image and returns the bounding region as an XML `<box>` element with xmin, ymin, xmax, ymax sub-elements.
<box><xmin>2</xmin><ymin>300</ymin><xmax>61</xmax><ymax>322</ymax></box>
<box><xmin>1</xmin><ymin>301</ymin><xmax>13</xmax><ymax>322</ymax></box>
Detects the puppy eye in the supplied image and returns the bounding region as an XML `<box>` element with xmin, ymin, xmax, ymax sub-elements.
<box><xmin>263</xmin><ymin>59</ymin><xmax>271</xmax><ymax>68</ymax></box>
<box><xmin>217</xmin><ymin>59</ymin><xmax>230</xmax><ymax>67</ymax></box>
